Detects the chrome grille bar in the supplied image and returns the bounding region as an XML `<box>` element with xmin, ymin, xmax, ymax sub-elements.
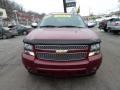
<box><xmin>36</xmin><ymin>52</ymin><xmax>88</xmax><ymax>61</ymax></box>
<box><xmin>35</xmin><ymin>45</ymin><xmax>89</xmax><ymax>50</ymax></box>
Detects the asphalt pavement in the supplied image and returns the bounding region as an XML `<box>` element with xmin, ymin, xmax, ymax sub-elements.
<box><xmin>0</xmin><ymin>28</ymin><xmax>120</xmax><ymax>90</ymax></box>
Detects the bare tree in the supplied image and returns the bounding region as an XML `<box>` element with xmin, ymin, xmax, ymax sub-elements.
<box><xmin>0</xmin><ymin>0</ymin><xmax>23</xmax><ymax>19</ymax></box>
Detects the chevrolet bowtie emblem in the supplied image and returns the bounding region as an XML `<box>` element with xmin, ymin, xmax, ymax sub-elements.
<box><xmin>56</xmin><ymin>50</ymin><xmax>68</xmax><ymax>54</ymax></box>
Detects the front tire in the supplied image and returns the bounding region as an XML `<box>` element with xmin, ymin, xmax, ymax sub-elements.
<box><xmin>2</xmin><ymin>35</ymin><xmax>8</xmax><ymax>39</ymax></box>
<box><xmin>23</xmin><ymin>31</ymin><xmax>28</xmax><ymax>35</ymax></box>
<box><xmin>103</xmin><ymin>28</ymin><xmax>108</xmax><ymax>32</ymax></box>
<box><xmin>26</xmin><ymin>66</ymin><xmax>37</xmax><ymax>75</ymax></box>
<box><xmin>87</xmin><ymin>71</ymin><xmax>96</xmax><ymax>76</ymax></box>
<box><xmin>12</xmin><ymin>35</ymin><xmax>15</xmax><ymax>38</ymax></box>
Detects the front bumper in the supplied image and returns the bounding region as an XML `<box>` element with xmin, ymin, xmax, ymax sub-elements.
<box><xmin>22</xmin><ymin>53</ymin><xmax>102</xmax><ymax>76</ymax></box>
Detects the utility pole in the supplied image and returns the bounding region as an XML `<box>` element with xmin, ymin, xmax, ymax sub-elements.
<box><xmin>1</xmin><ymin>18</ymin><xmax>3</xmax><ymax>27</ymax></box>
<box><xmin>26</xmin><ymin>19</ymin><xmax>29</xmax><ymax>25</ymax></box>
<box><xmin>13</xmin><ymin>10</ymin><xmax>19</xmax><ymax>25</ymax></box>
<box><xmin>63</xmin><ymin>0</ymin><xmax>67</xmax><ymax>13</ymax></box>
<box><xmin>32</xmin><ymin>15</ymin><xmax>35</xmax><ymax>22</ymax></box>
<box><xmin>118</xmin><ymin>0</ymin><xmax>120</xmax><ymax>17</ymax></box>
<box><xmin>0</xmin><ymin>10</ymin><xmax>3</xmax><ymax>27</ymax></box>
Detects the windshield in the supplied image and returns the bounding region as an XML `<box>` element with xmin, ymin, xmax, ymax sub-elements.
<box><xmin>40</xmin><ymin>15</ymin><xmax>86</xmax><ymax>28</ymax></box>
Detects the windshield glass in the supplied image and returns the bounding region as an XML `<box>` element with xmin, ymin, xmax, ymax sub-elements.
<box><xmin>40</xmin><ymin>15</ymin><xmax>86</xmax><ymax>28</ymax></box>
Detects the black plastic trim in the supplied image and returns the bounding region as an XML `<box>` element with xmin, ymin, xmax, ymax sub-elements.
<box><xmin>23</xmin><ymin>38</ymin><xmax>101</xmax><ymax>45</ymax></box>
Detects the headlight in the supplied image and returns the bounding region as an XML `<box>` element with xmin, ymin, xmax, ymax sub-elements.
<box><xmin>24</xmin><ymin>43</ymin><xmax>34</xmax><ymax>56</ymax></box>
<box><xmin>24</xmin><ymin>43</ymin><xmax>33</xmax><ymax>51</ymax></box>
<box><xmin>90</xmin><ymin>43</ymin><xmax>100</xmax><ymax>51</ymax></box>
<box><xmin>89</xmin><ymin>43</ymin><xmax>100</xmax><ymax>56</ymax></box>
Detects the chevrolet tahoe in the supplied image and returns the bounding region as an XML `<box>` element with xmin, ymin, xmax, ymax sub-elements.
<box><xmin>22</xmin><ymin>13</ymin><xmax>102</xmax><ymax>77</ymax></box>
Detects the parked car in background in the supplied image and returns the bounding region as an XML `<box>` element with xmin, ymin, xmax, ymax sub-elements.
<box><xmin>87</xmin><ymin>20</ymin><xmax>97</xmax><ymax>28</ymax></box>
<box><xmin>98</xmin><ymin>20</ymin><xmax>108</xmax><ymax>32</ymax></box>
<box><xmin>0</xmin><ymin>27</ymin><xmax>15</xmax><ymax>39</ymax></box>
<box><xmin>4</xmin><ymin>26</ymin><xmax>18</xmax><ymax>36</ymax></box>
<box><xmin>9</xmin><ymin>25</ymin><xmax>32</xmax><ymax>35</ymax></box>
<box><xmin>16</xmin><ymin>25</ymin><xmax>32</xmax><ymax>35</ymax></box>
<box><xmin>107</xmin><ymin>18</ymin><xmax>120</xmax><ymax>34</ymax></box>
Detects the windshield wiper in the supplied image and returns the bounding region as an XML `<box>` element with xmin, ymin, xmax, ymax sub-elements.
<box><xmin>58</xmin><ymin>26</ymin><xmax>84</xmax><ymax>28</ymax></box>
<box><xmin>40</xmin><ymin>25</ymin><xmax>58</xmax><ymax>28</ymax></box>
<box><xmin>40</xmin><ymin>25</ymin><xmax>84</xmax><ymax>28</ymax></box>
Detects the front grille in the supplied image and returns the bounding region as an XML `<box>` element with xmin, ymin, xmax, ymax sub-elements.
<box><xmin>35</xmin><ymin>45</ymin><xmax>89</xmax><ymax>61</ymax></box>
<box><xmin>35</xmin><ymin>45</ymin><xmax>88</xmax><ymax>50</ymax></box>
<box><xmin>36</xmin><ymin>52</ymin><xmax>88</xmax><ymax>61</ymax></box>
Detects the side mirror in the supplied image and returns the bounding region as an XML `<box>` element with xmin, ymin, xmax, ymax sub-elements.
<box><xmin>31</xmin><ymin>23</ymin><xmax>38</xmax><ymax>28</ymax></box>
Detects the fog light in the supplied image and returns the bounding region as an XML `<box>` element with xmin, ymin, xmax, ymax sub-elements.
<box><xmin>93</xmin><ymin>67</ymin><xmax>97</xmax><ymax>70</ymax></box>
<box><xmin>24</xmin><ymin>50</ymin><xmax>35</xmax><ymax>56</ymax></box>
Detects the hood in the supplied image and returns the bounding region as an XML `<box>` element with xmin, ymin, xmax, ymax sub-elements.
<box><xmin>26</xmin><ymin>28</ymin><xmax>99</xmax><ymax>40</ymax></box>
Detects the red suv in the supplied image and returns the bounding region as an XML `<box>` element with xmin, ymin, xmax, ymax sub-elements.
<box><xmin>22</xmin><ymin>13</ymin><xmax>102</xmax><ymax>76</ymax></box>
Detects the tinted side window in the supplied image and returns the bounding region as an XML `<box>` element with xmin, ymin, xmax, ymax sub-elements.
<box><xmin>110</xmin><ymin>18</ymin><xmax>120</xmax><ymax>22</ymax></box>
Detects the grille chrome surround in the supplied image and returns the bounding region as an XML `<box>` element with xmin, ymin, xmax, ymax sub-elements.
<box><xmin>35</xmin><ymin>45</ymin><xmax>89</xmax><ymax>61</ymax></box>
<box><xmin>35</xmin><ymin>45</ymin><xmax>89</xmax><ymax>50</ymax></box>
<box><xmin>36</xmin><ymin>52</ymin><xmax>88</xmax><ymax>61</ymax></box>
